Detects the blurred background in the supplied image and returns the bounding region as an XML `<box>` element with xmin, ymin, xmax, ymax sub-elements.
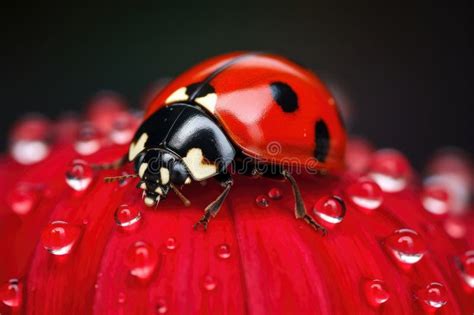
<box><xmin>1</xmin><ymin>1</ymin><xmax>472</xmax><ymax>170</ymax></box>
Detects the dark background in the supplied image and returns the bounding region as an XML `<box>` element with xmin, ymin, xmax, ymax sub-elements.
<box><xmin>1</xmin><ymin>2</ymin><xmax>472</xmax><ymax>169</ymax></box>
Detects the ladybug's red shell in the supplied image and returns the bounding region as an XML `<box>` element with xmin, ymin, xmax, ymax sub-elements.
<box><xmin>146</xmin><ymin>52</ymin><xmax>346</xmax><ymax>171</ymax></box>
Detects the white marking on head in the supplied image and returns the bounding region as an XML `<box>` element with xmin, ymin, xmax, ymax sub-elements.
<box><xmin>182</xmin><ymin>148</ymin><xmax>217</xmax><ymax>180</ymax></box>
<box><xmin>160</xmin><ymin>167</ymin><xmax>170</xmax><ymax>184</ymax></box>
<box><xmin>165</xmin><ymin>87</ymin><xmax>188</xmax><ymax>104</ymax></box>
<box><xmin>144</xmin><ymin>196</ymin><xmax>156</xmax><ymax>207</ymax></box>
<box><xmin>138</xmin><ymin>163</ymin><xmax>148</xmax><ymax>178</ymax></box>
<box><xmin>140</xmin><ymin>182</ymin><xmax>146</xmax><ymax>190</ymax></box>
<box><xmin>129</xmin><ymin>133</ymin><xmax>148</xmax><ymax>161</ymax></box>
<box><xmin>195</xmin><ymin>93</ymin><xmax>217</xmax><ymax>113</ymax></box>
<box><xmin>155</xmin><ymin>187</ymin><xmax>163</xmax><ymax>195</ymax></box>
<box><xmin>184</xmin><ymin>177</ymin><xmax>191</xmax><ymax>184</ymax></box>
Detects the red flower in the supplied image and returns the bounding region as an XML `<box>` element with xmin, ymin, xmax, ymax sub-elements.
<box><xmin>0</xmin><ymin>97</ymin><xmax>473</xmax><ymax>315</ymax></box>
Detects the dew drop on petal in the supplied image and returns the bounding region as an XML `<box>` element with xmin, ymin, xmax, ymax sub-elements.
<box><xmin>216</xmin><ymin>244</ymin><xmax>231</xmax><ymax>259</ymax></box>
<box><xmin>114</xmin><ymin>204</ymin><xmax>141</xmax><ymax>228</ymax></box>
<box><xmin>74</xmin><ymin>123</ymin><xmax>102</xmax><ymax>156</ymax></box>
<box><xmin>126</xmin><ymin>241</ymin><xmax>158</xmax><ymax>280</ymax></box>
<box><xmin>65</xmin><ymin>159</ymin><xmax>94</xmax><ymax>191</ymax></box>
<box><xmin>421</xmin><ymin>184</ymin><xmax>450</xmax><ymax>215</ymax></box>
<box><xmin>368</xmin><ymin>149</ymin><xmax>410</xmax><ymax>193</ymax></box>
<box><xmin>156</xmin><ymin>298</ymin><xmax>168</xmax><ymax>314</ymax></box>
<box><xmin>41</xmin><ymin>221</ymin><xmax>81</xmax><ymax>256</ymax></box>
<box><xmin>203</xmin><ymin>275</ymin><xmax>217</xmax><ymax>291</ymax></box>
<box><xmin>443</xmin><ymin>217</ymin><xmax>467</xmax><ymax>239</ymax></box>
<box><xmin>346</xmin><ymin>178</ymin><xmax>383</xmax><ymax>210</ymax></box>
<box><xmin>417</xmin><ymin>282</ymin><xmax>448</xmax><ymax>309</ymax></box>
<box><xmin>0</xmin><ymin>278</ymin><xmax>22</xmax><ymax>308</ymax></box>
<box><xmin>456</xmin><ymin>250</ymin><xmax>474</xmax><ymax>288</ymax></box>
<box><xmin>110</xmin><ymin>112</ymin><xmax>137</xmax><ymax>145</ymax></box>
<box><xmin>256</xmin><ymin>195</ymin><xmax>269</xmax><ymax>208</ymax></box>
<box><xmin>385</xmin><ymin>228</ymin><xmax>426</xmax><ymax>265</ymax></box>
<box><xmin>9</xmin><ymin>116</ymin><xmax>51</xmax><ymax>165</ymax></box>
<box><xmin>165</xmin><ymin>237</ymin><xmax>177</xmax><ymax>250</ymax></box>
<box><xmin>267</xmin><ymin>187</ymin><xmax>282</xmax><ymax>200</ymax></box>
<box><xmin>7</xmin><ymin>184</ymin><xmax>38</xmax><ymax>215</ymax></box>
<box><xmin>363</xmin><ymin>279</ymin><xmax>390</xmax><ymax>307</ymax></box>
<box><xmin>313</xmin><ymin>195</ymin><xmax>346</xmax><ymax>224</ymax></box>
<box><xmin>117</xmin><ymin>292</ymin><xmax>126</xmax><ymax>304</ymax></box>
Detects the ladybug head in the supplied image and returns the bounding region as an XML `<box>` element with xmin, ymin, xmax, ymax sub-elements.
<box><xmin>134</xmin><ymin>148</ymin><xmax>190</xmax><ymax>207</ymax></box>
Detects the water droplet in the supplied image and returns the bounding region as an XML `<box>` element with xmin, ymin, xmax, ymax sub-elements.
<box><xmin>0</xmin><ymin>279</ymin><xmax>22</xmax><ymax>308</ymax></box>
<box><xmin>74</xmin><ymin>123</ymin><xmax>102</xmax><ymax>155</ymax></box>
<box><xmin>313</xmin><ymin>195</ymin><xmax>346</xmax><ymax>224</ymax></box>
<box><xmin>417</xmin><ymin>282</ymin><xmax>447</xmax><ymax>309</ymax></box>
<box><xmin>267</xmin><ymin>188</ymin><xmax>282</xmax><ymax>200</ymax></box>
<box><xmin>444</xmin><ymin>217</ymin><xmax>466</xmax><ymax>239</ymax></box>
<box><xmin>456</xmin><ymin>250</ymin><xmax>474</xmax><ymax>288</ymax></box>
<box><xmin>256</xmin><ymin>195</ymin><xmax>269</xmax><ymax>208</ymax></box>
<box><xmin>165</xmin><ymin>237</ymin><xmax>177</xmax><ymax>250</ymax></box>
<box><xmin>368</xmin><ymin>149</ymin><xmax>410</xmax><ymax>192</ymax></box>
<box><xmin>216</xmin><ymin>244</ymin><xmax>231</xmax><ymax>259</ymax></box>
<box><xmin>363</xmin><ymin>279</ymin><xmax>390</xmax><ymax>307</ymax></box>
<box><xmin>9</xmin><ymin>116</ymin><xmax>51</xmax><ymax>165</ymax></box>
<box><xmin>346</xmin><ymin>178</ymin><xmax>383</xmax><ymax>210</ymax></box>
<box><xmin>41</xmin><ymin>221</ymin><xmax>81</xmax><ymax>255</ymax></box>
<box><xmin>7</xmin><ymin>184</ymin><xmax>39</xmax><ymax>215</ymax></box>
<box><xmin>385</xmin><ymin>228</ymin><xmax>426</xmax><ymax>264</ymax></box>
<box><xmin>65</xmin><ymin>159</ymin><xmax>94</xmax><ymax>191</ymax></box>
<box><xmin>346</xmin><ymin>137</ymin><xmax>374</xmax><ymax>174</ymax></box>
<box><xmin>126</xmin><ymin>241</ymin><xmax>158</xmax><ymax>280</ymax></box>
<box><xmin>110</xmin><ymin>112</ymin><xmax>137</xmax><ymax>145</ymax></box>
<box><xmin>421</xmin><ymin>184</ymin><xmax>450</xmax><ymax>215</ymax></box>
<box><xmin>117</xmin><ymin>292</ymin><xmax>126</xmax><ymax>304</ymax></box>
<box><xmin>203</xmin><ymin>275</ymin><xmax>217</xmax><ymax>291</ymax></box>
<box><xmin>114</xmin><ymin>204</ymin><xmax>141</xmax><ymax>229</ymax></box>
<box><xmin>156</xmin><ymin>298</ymin><xmax>168</xmax><ymax>314</ymax></box>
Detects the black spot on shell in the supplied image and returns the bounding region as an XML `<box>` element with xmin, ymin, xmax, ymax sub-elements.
<box><xmin>270</xmin><ymin>82</ymin><xmax>298</xmax><ymax>112</ymax></box>
<box><xmin>186</xmin><ymin>82</ymin><xmax>215</xmax><ymax>99</ymax></box>
<box><xmin>314</xmin><ymin>120</ymin><xmax>330</xmax><ymax>162</ymax></box>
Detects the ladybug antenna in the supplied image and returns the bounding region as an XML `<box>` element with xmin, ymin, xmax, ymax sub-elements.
<box><xmin>104</xmin><ymin>174</ymin><xmax>139</xmax><ymax>183</ymax></box>
<box><xmin>170</xmin><ymin>184</ymin><xmax>191</xmax><ymax>207</ymax></box>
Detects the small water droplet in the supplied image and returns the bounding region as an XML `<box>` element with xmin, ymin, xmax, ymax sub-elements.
<box><xmin>117</xmin><ymin>292</ymin><xmax>126</xmax><ymax>304</ymax></box>
<box><xmin>313</xmin><ymin>195</ymin><xmax>346</xmax><ymax>224</ymax></box>
<box><xmin>421</xmin><ymin>184</ymin><xmax>450</xmax><ymax>215</ymax></box>
<box><xmin>368</xmin><ymin>149</ymin><xmax>410</xmax><ymax>192</ymax></box>
<box><xmin>417</xmin><ymin>282</ymin><xmax>447</xmax><ymax>309</ymax></box>
<box><xmin>114</xmin><ymin>204</ymin><xmax>141</xmax><ymax>229</ymax></box>
<box><xmin>126</xmin><ymin>241</ymin><xmax>158</xmax><ymax>280</ymax></box>
<box><xmin>267</xmin><ymin>188</ymin><xmax>282</xmax><ymax>200</ymax></box>
<box><xmin>203</xmin><ymin>275</ymin><xmax>217</xmax><ymax>291</ymax></box>
<box><xmin>363</xmin><ymin>279</ymin><xmax>390</xmax><ymax>307</ymax></box>
<box><xmin>110</xmin><ymin>112</ymin><xmax>137</xmax><ymax>145</ymax></box>
<box><xmin>346</xmin><ymin>178</ymin><xmax>383</xmax><ymax>210</ymax></box>
<box><xmin>65</xmin><ymin>159</ymin><xmax>94</xmax><ymax>191</ymax></box>
<box><xmin>74</xmin><ymin>123</ymin><xmax>102</xmax><ymax>155</ymax></box>
<box><xmin>94</xmin><ymin>283</ymin><xmax>99</xmax><ymax>289</ymax></box>
<box><xmin>7</xmin><ymin>184</ymin><xmax>39</xmax><ymax>215</ymax></box>
<box><xmin>385</xmin><ymin>228</ymin><xmax>426</xmax><ymax>265</ymax></box>
<box><xmin>216</xmin><ymin>244</ymin><xmax>231</xmax><ymax>259</ymax></box>
<box><xmin>41</xmin><ymin>221</ymin><xmax>81</xmax><ymax>256</ymax></box>
<box><xmin>0</xmin><ymin>279</ymin><xmax>22</xmax><ymax>308</ymax></box>
<box><xmin>255</xmin><ymin>195</ymin><xmax>269</xmax><ymax>208</ymax></box>
<box><xmin>444</xmin><ymin>217</ymin><xmax>466</xmax><ymax>239</ymax></box>
<box><xmin>456</xmin><ymin>250</ymin><xmax>474</xmax><ymax>288</ymax></box>
<box><xmin>165</xmin><ymin>237</ymin><xmax>177</xmax><ymax>250</ymax></box>
<box><xmin>156</xmin><ymin>298</ymin><xmax>168</xmax><ymax>314</ymax></box>
<box><xmin>9</xmin><ymin>116</ymin><xmax>51</xmax><ymax>165</ymax></box>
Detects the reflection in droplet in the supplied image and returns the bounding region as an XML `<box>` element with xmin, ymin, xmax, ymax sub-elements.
<box><xmin>41</xmin><ymin>221</ymin><xmax>82</xmax><ymax>256</ymax></box>
<box><xmin>456</xmin><ymin>250</ymin><xmax>474</xmax><ymax>288</ymax></box>
<box><xmin>346</xmin><ymin>178</ymin><xmax>383</xmax><ymax>210</ymax></box>
<box><xmin>203</xmin><ymin>275</ymin><xmax>217</xmax><ymax>291</ymax></box>
<box><xmin>74</xmin><ymin>124</ymin><xmax>101</xmax><ymax>155</ymax></box>
<box><xmin>166</xmin><ymin>237</ymin><xmax>177</xmax><ymax>250</ymax></box>
<box><xmin>363</xmin><ymin>279</ymin><xmax>390</xmax><ymax>307</ymax></box>
<box><xmin>368</xmin><ymin>149</ymin><xmax>410</xmax><ymax>192</ymax></box>
<box><xmin>385</xmin><ymin>228</ymin><xmax>425</xmax><ymax>265</ymax></box>
<box><xmin>313</xmin><ymin>195</ymin><xmax>346</xmax><ymax>224</ymax></box>
<box><xmin>216</xmin><ymin>244</ymin><xmax>231</xmax><ymax>259</ymax></box>
<box><xmin>267</xmin><ymin>188</ymin><xmax>282</xmax><ymax>200</ymax></box>
<box><xmin>256</xmin><ymin>195</ymin><xmax>269</xmax><ymax>208</ymax></box>
<box><xmin>7</xmin><ymin>184</ymin><xmax>39</xmax><ymax>215</ymax></box>
<box><xmin>421</xmin><ymin>184</ymin><xmax>450</xmax><ymax>215</ymax></box>
<box><xmin>114</xmin><ymin>204</ymin><xmax>141</xmax><ymax>228</ymax></box>
<box><xmin>0</xmin><ymin>278</ymin><xmax>22</xmax><ymax>308</ymax></box>
<box><xmin>65</xmin><ymin>159</ymin><xmax>94</xmax><ymax>191</ymax></box>
<box><xmin>156</xmin><ymin>298</ymin><xmax>168</xmax><ymax>314</ymax></box>
<box><xmin>417</xmin><ymin>282</ymin><xmax>447</xmax><ymax>309</ymax></box>
<box><xmin>126</xmin><ymin>241</ymin><xmax>158</xmax><ymax>280</ymax></box>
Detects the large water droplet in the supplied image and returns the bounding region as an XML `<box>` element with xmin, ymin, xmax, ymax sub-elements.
<box><xmin>165</xmin><ymin>237</ymin><xmax>177</xmax><ymax>250</ymax></box>
<box><xmin>65</xmin><ymin>159</ymin><xmax>94</xmax><ymax>191</ymax></box>
<box><xmin>0</xmin><ymin>279</ymin><xmax>22</xmax><ymax>308</ymax></box>
<box><xmin>126</xmin><ymin>241</ymin><xmax>158</xmax><ymax>280</ymax></box>
<box><xmin>267</xmin><ymin>188</ymin><xmax>282</xmax><ymax>200</ymax></box>
<box><xmin>156</xmin><ymin>298</ymin><xmax>168</xmax><ymax>314</ymax></box>
<box><xmin>74</xmin><ymin>123</ymin><xmax>102</xmax><ymax>155</ymax></box>
<box><xmin>368</xmin><ymin>149</ymin><xmax>410</xmax><ymax>192</ymax></box>
<box><xmin>114</xmin><ymin>204</ymin><xmax>141</xmax><ymax>229</ymax></box>
<box><xmin>456</xmin><ymin>250</ymin><xmax>474</xmax><ymax>288</ymax></box>
<box><xmin>385</xmin><ymin>228</ymin><xmax>426</xmax><ymax>265</ymax></box>
<box><xmin>417</xmin><ymin>282</ymin><xmax>447</xmax><ymax>309</ymax></box>
<box><xmin>421</xmin><ymin>184</ymin><xmax>450</xmax><ymax>215</ymax></box>
<box><xmin>363</xmin><ymin>279</ymin><xmax>390</xmax><ymax>307</ymax></box>
<box><xmin>313</xmin><ymin>195</ymin><xmax>346</xmax><ymax>224</ymax></box>
<box><xmin>216</xmin><ymin>244</ymin><xmax>231</xmax><ymax>259</ymax></box>
<box><xmin>41</xmin><ymin>221</ymin><xmax>81</xmax><ymax>255</ymax></box>
<box><xmin>7</xmin><ymin>184</ymin><xmax>39</xmax><ymax>215</ymax></box>
<box><xmin>346</xmin><ymin>178</ymin><xmax>383</xmax><ymax>210</ymax></box>
<box><xmin>9</xmin><ymin>116</ymin><xmax>51</xmax><ymax>165</ymax></box>
<box><xmin>109</xmin><ymin>112</ymin><xmax>137</xmax><ymax>145</ymax></box>
<box><xmin>203</xmin><ymin>275</ymin><xmax>217</xmax><ymax>291</ymax></box>
<box><xmin>255</xmin><ymin>195</ymin><xmax>269</xmax><ymax>208</ymax></box>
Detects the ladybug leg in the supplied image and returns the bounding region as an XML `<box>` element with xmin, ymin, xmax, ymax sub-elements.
<box><xmin>92</xmin><ymin>155</ymin><xmax>127</xmax><ymax>171</ymax></box>
<box><xmin>194</xmin><ymin>174</ymin><xmax>233</xmax><ymax>231</ymax></box>
<box><xmin>281</xmin><ymin>170</ymin><xmax>327</xmax><ymax>236</ymax></box>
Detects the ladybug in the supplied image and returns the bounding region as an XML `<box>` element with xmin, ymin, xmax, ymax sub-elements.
<box><xmin>103</xmin><ymin>52</ymin><xmax>346</xmax><ymax>234</ymax></box>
